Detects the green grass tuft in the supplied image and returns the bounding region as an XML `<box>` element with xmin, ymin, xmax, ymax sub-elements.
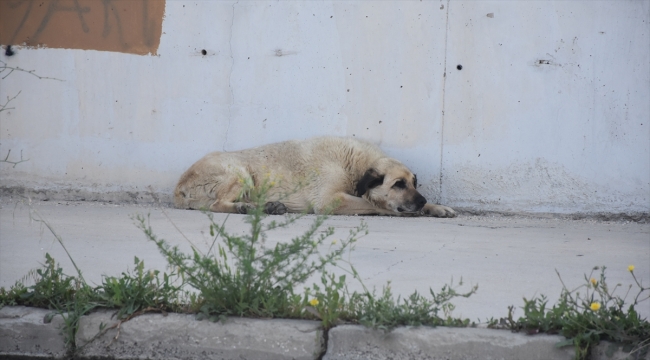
<box><xmin>497</xmin><ymin>266</ymin><xmax>650</xmax><ymax>360</ymax></box>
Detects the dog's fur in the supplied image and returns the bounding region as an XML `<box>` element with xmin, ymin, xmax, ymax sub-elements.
<box><xmin>174</xmin><ymin>137</ymin><xmax>455</xmax><ymax>217</ymax></box>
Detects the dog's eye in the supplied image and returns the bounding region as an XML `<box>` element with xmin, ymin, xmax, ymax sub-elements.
<box><xmin>393</xmin><ymin>180</ymin><xmax>406</xmax><ymax>189</ymax></box>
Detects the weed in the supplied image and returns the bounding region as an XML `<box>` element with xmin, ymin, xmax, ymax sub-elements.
<box><xmin>352</xmin><ymin>279</ymin><xmax>477</xmax><ymax>331</ymax></box>
<box><xmin>0</xmin><ymin>253</ymin><xmax>185</xmax><ymax>351</ymax></box>
<box><xmin>96</xmin><ymin>256</ymin><xmax>187</xmax><ymax>319</ymax></box>
<box><xmin>301</xmin><ymin>270</ymin><xmax>477</xmax><ymax>331</ymax></box>
<box><xmin>135</xmin><ymin>178</ymin><xmax>367</xmax><ymax>322</ymax></box>
<box><xmin>304</xmin><ymin>271</ymin><xmax>356</xmax><ymax>329</ymax></box>
<box><xmin>0</xmin><ymin>253</ymin><xmax>98</xmax><ymax>347</ymax></box>
<box><xmin>504</xmin><ymin>266</ymin><xmax>650</xmax><ymax>360</ymax></box>
<box><xmin>1</xmin><ymin>254</ymin><xmax>72</xmax><ymax>308</ymax></box>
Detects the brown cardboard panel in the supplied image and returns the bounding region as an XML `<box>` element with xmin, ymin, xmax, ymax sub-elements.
<box><xmin>0</xmin><ymin>0</ymin><xmax>165</xmax><ymax>55</ymax></box>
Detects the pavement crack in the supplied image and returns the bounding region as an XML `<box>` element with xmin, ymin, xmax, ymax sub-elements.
<box><xmin>457</xmin><ymin>223</ymin><xmax>548</xmax><ymax>230</ymax></box>
<box><xmin>316</xmin><ymin>327</ymin><xmax>329</xmax><ymax>360</ymax></box>
<box><xmin>365</xmin><ymin>251</ymin><xmax>432</xmax><ymax>280</ymax></box>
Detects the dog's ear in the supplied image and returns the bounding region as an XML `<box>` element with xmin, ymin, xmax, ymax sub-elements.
<box><xmin>356</xmin><ymin>168</ymin><xmax>384</xmax><ymax>196</ymax></box>
<box><xmin>414</xmin><ymin>174</ymin><xmax>418</xmax><ymax>188</ymax></box>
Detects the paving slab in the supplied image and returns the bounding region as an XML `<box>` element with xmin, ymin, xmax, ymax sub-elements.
<box><xmin>323</xmin><ymin>325</ymin><xmax>575</xmax><ymax>360</ymax></box>
<box><xmin>1</xmin><ymin>197</ymin><xmax>649</xmax><ymax>324</ymax></box>
<box><xmin>0</xmin><ymin>306</ymin><xmax>67</xmax><ymax>359</ymax></box>
<box><xmin>75</xmin><ymin>310</ymin><xmax>323</xmax><ymax>360</ymax></box>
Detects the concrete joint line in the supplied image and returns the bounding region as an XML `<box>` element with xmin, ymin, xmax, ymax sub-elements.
<box><xmin>223</xmin><ymin>1</ymin><xmax>239</xmax><ymax>152</ymax></box>
<box><xmin>2</xmin><ymin>306</ymin><xmax>646</xmax><ymax>360</ymax></box>
<box><xmin>438</xmin><ymin>0</ymin><xmax>451</xmax><ymax>203</ymax></box>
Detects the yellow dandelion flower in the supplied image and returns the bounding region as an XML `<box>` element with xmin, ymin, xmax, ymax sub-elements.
<box><xmin>590</xmin><ymin>278</ymin><xmax>597</xmax><ymax>286</ymax></box>
<box><xmin>309</xmin><ymin>298</ymin><xmax>319</xmax><ymax>306</ymax></box>
<box><xmin>590</xmin><ymin>302</ymin><xmax>601</xmax><ymax>311</ymax></box>
<box><xmin>628</xmin><ymin>265</ymin><xmax>635</xmax><ymax>272</ymax></box>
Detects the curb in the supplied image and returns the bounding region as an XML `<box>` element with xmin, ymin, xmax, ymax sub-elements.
<box><xmin>75</xmin><ymin>310</ymin><xmax>323</xmax><ymax>360</ymax></box>
<box><xmin>324</xmin><ymin>325</ymin><xmax>574</xmax><ymax>360</ymax></box>
<box><xmin>1</xmin><ymin>307</ymin><xmax>647</xmax><ymax>359</ymax></box>
<box><xmin>0</xmin><ymin>306</ymin><xmax>67</xmax><ymax>359</ymax></box>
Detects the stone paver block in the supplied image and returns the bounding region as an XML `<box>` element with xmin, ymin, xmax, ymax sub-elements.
<box><xmin>0</xmin><ymin>306</ymin><xmax>68</xmax><ymax>358</ymax></box>
<box><xmin>323</xmin><ymin>325</ymin><xmax>575</xmax><ymax>360</ymax></box>
<box><xmin>76</xmin><ymin>310</ymin><xmax>323</xmax><ymax>360</ymax></box>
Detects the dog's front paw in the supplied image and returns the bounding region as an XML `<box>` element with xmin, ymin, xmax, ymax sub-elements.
<box><xmin>421</xmin><ymin>204</ymin><xmax>456</xmax><ymax>218</ymax></box>
<box><xmin>264</xmin><ymin>201</ymin><xmax>287</xmax><ymax>215</ymax></box>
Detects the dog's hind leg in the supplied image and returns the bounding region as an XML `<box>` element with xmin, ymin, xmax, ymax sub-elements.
<box><xmin>264</xmin><ymin>201</ymin><xmax>288</xmax><ymax>215</ymax></box>
<box><xmin>209</xmin><ymin>199</ymin><xmax>287</xmax><ymax>215</ymax></box>
<box><xmin>209</xmin><ymin>200</ymin><xmax>254</xmax><ymax>214</ymax></box>
<box><xmin>204</xmin><ymin>174</ymin><xmax>287</xmax><ymax>215</ymax></box>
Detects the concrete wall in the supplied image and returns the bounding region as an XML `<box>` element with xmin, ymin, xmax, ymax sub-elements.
<box><xmin>1</xmin><ymin>0</ymin><xmax>648</xmax><ymax>215</ymax></box>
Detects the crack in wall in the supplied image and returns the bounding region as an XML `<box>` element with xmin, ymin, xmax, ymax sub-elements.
<box><xmin>439</xmin><ymin>0</ymin><xmax>451</xmax><ymax>203</ymax></box>
<box><xmin>223</xmin><ymin>1</ymin><xmax>238</xmax><ymax>152</ymax></box>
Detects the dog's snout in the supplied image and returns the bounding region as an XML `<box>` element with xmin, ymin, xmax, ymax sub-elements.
<box><xmin>415</xmin><ymin>193</ymin><xmax>427</xmax><ymax>210</ymax></box>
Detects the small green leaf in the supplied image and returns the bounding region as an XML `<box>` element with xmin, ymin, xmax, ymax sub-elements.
<box><xmin>43</xmin><ymin>312</ymin><xmax>55</xmax><ymax>323</ymax></box>
<box><xmin>555</xmin><ymin>339</ymin><xmax>575</xmax><ymax>348</ymax></box>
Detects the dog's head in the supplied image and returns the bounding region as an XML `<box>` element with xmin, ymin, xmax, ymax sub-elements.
<box><xmin>355</xmin><ymin>158</ymin><xmax>427</xmax><ymax>213</ymax></box>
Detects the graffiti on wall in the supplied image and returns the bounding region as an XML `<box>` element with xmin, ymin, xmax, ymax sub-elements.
<box><xmin>0</xmin><ymin>0</ymin><xmax>165</xmax><ymax>55</ymax></box>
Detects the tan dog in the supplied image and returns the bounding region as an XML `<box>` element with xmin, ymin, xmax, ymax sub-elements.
<box><xmin>174</xmin><ymin>137</ymin><xmax>455</xmax><ymax>217</ymax></box>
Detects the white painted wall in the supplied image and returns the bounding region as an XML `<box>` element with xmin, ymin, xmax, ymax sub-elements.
<box><xmin>1</xmin><ymin>1</ymin><xmax>648</xmax><ymax>215</ymax></box>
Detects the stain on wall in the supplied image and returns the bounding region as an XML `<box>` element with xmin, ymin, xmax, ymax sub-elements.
<box><xmin>0</xmin><ymin>0</ymin><xmax>165</xmax><ymax>55</ymax></box>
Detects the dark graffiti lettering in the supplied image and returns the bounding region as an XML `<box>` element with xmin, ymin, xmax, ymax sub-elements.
<box><xmin>32</xmin><ymin>0</ymin><xmax>91</xmax><ymax>43</ymax></box>
<box><xmin>6</xmin><ymin>0</ymin><xmax>35</xmax><ymax>45</ymax></box>
<box><xmin>142</xmin><ymin>0</ymin><xmax>155</xmax><ymax>47</ymax></box>
<box><xmin>100</xmin><ymin>0</ymin><xmax>125</xmax><ymax>45</ymax></box>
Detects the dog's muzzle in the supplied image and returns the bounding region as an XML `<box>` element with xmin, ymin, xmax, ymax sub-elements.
<box><xmin>397</xmin><ymin>193</ymin><xmax>427</xmax><ymax>213</ymax></box>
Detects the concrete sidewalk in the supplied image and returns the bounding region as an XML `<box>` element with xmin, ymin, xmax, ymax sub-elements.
<box><xmin>1</xmin><ymin>197</ymin><xmax>649</xmax><ymax>323</ymax></box>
